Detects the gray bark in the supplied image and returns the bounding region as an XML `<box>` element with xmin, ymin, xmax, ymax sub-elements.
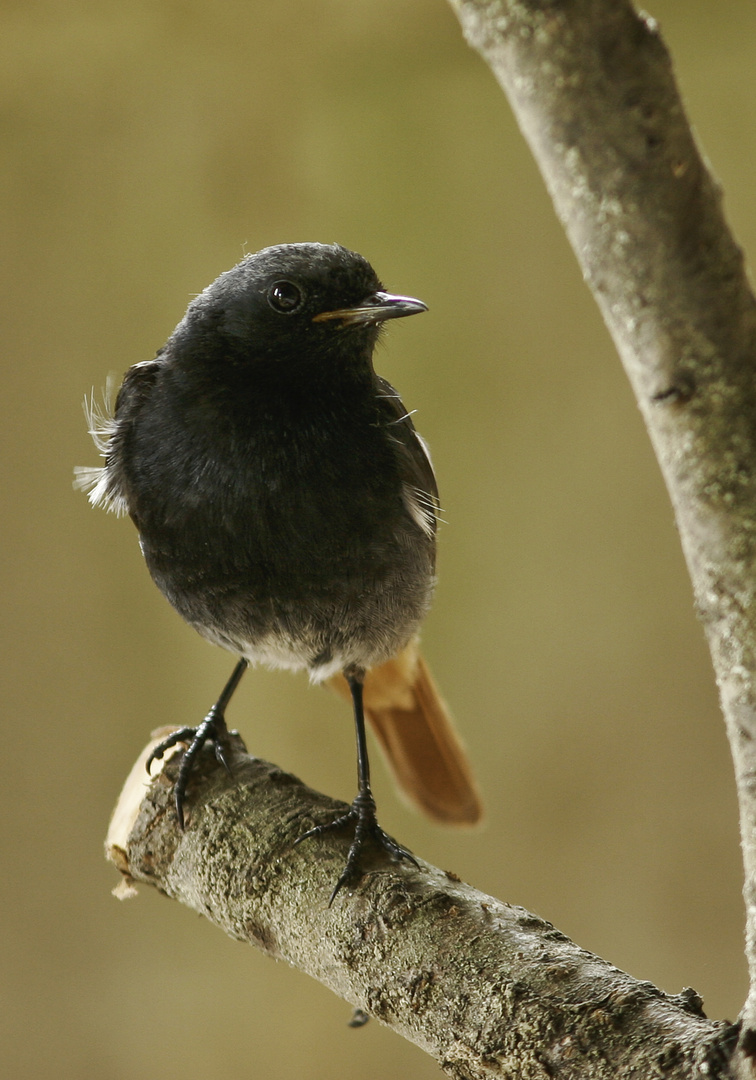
<box><xmin>108</xmin><ymin>734</ymin><xmax>730</xmax><ymax>1080</ymax></box>
<box><xmin>445</xmin><ymin>0</ymin><xmax>756</xmax><ymax>1072</ymax></box>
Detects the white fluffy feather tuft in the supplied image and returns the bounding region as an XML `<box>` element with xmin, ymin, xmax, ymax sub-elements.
<box><xmin>73</xmin><ymin>380</ymin><xmax>128</xmax><ymax>515</ymax></box>
<box><xmin>402</xmin><ymin>483</ymin><xmax>443</xmax><ymax>539</ymax></box>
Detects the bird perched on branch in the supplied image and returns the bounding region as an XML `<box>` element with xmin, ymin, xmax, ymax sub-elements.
<box><xmin>77</xmin><ymin>242</ymin><xmax>481</xmax><ymax>899</ymax></box>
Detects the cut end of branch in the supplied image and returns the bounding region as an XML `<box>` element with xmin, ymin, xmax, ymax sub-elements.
<box><xmin>104</xmin><ymin>726</ymin><xmax>185</xmax><ymax>884</ymax></box>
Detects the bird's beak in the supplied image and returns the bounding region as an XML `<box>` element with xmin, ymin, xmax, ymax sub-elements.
<box><xmin>312</xmin><ymin>291</ymin><xmax>428</xmax><ymax>326</ymax></box>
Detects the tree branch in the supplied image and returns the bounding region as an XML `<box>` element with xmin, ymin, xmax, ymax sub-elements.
<box><xmin>445</xmin><ymin>0</ymin><xmax>756</xmax><ymax>1069</ymax></box>
<box><xmin>108</xmin><ymin>733</ymin><xmax>729</xmax><ymax>1080</ymax></box>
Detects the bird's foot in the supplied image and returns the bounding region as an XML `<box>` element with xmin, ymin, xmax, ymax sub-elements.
<box><xmin>296</xmin><ymin>790</ymin><xmax>419</xmax><ymax>904</ymax></box>
<box><xmin>146</xmin><ymin>707</ymin><xmax>233</xmax><ymax>828</ymax></box>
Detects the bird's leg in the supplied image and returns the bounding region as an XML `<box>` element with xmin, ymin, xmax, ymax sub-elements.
<box><xmin>146</xmin><ymin>657</ymin><xmax>249</xmax><ymax>828</ymax></box>
<box><xmin>296</xmin><ymin>665</ymin><xmax>418</xmax><ymax>903</ymax></box>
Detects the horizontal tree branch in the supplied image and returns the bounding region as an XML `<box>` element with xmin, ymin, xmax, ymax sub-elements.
<box><xmin>107</xmin><ymin>733</ymin><xmax>731</xmax><ymax>1080</ymax></box>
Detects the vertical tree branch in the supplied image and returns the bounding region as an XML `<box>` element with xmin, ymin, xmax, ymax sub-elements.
<box><xmin>445</xmin><ymin>0</ymin><xmax>756</xmax><ymax>1065</ymax></box>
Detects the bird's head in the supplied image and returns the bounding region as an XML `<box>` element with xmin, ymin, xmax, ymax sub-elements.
<box><xmin>171</xmin><ymin>243</ymin><xmax>427</xmax><ymax>370</ymax></box>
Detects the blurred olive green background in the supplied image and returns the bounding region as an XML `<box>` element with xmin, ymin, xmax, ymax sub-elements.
<box><xmin>2</xmin><ymin>1</ymin><xmax>755</xmax><ymax>1077</ymax></box>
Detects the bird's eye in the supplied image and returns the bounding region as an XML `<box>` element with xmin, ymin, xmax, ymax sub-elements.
<box><xmin>267</xmin><ymin>280</ymin><xmax>304</xmax><ymax>314</ymax></box>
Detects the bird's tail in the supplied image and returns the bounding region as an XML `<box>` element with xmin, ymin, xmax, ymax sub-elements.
<box><xmin>328</xmin><ymin>638</ymin><xmax>482</xmax><ymax>825</ymax></box>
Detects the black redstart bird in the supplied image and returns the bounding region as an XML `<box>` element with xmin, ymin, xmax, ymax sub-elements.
<box><xmin>77</xmin><ymin>242</ymin><xmax>481</xmax><ymax>898</ymax></box>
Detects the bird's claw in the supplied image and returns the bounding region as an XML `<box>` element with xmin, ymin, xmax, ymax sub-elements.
<box><xmin>145</xmin><ymin>708</ymin><xmax>232</xmax><ymax>829</ymax></box>
<box><xmin>296</xmin><ymin>792</ymin><xmax>418</xmax><ymax>904</ymax></box>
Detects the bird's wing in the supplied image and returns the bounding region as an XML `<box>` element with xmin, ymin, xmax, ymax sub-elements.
<box><xmin>374</xmin><ymin>374</ymin><xmax>440</xmax><ymax>540</ymax></box>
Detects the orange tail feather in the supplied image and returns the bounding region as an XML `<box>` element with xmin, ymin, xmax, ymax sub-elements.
<box><xmin>328</xmin><ymin>639</ymin><xmax>482</xmax><ymax>825</ymax></box>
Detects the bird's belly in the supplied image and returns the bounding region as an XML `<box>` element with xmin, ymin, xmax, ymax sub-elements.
<box><xmin>181</xmin><ymin>580</ymin><xmax>433</xmax><ymax>681</ymax></box>
<box><xmin>137</xmin><ymin>420</ymin><xmax>436</xmax><ymax>677</ymax></box>
<box><xmin>197</xmin><ymin>619</ymin><xmax>388</xmax><ymax>682</ymax></box>
<box><xmin>145</xmin><ymin>528</ymin><xmax>435</xmax><ymax>680</ymax></box>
